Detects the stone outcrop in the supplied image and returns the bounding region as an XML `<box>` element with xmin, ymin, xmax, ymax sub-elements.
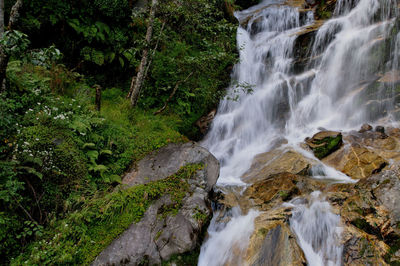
<box><xmin>241</xmin><ymin>148</ymin><xmax>318</xmax><ymax>183</ymax></box>
<box><xmin>223</xmin><ymin>126</ymin><xmax>400</xmax><ymax>265</ymax></box>
<box><xmin>305</xmin><ymin>130</ymin><xmax>343</xmax><ymax>159</ymax></box>
<box><xmin>320</xmin><ymin>126</ymin><xmax>400</xmax><ymax>179</ymax></box>
<box><xmin>195</xmin><ymin>109</ymin><xmax>216</xmax><ymax>136</ymax></box>
<box><xmin>245</xmin><ymin>210</ymin><xmax>307</xmax><ymax>266</ymax></box>
<box><xmin>327</xmin><ymin>165</ymin><xmax>400</xmax><ymax>265</ymax></box>
<box><xmin>122</xmin><ymin>142</ymin><xmax>219</xmax><ymax>191</ymax></box>
<box><xmin>92</xmin><ymin>142</ymin><xmax>219</xmax><ymax>266</ymax></box>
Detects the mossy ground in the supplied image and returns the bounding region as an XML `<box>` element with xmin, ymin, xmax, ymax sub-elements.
<box><xmin>12</xmin><ymin>164</ymin><xmax>203</xmax><ymax>265</ymax></box>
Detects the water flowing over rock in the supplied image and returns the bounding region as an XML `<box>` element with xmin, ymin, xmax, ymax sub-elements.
<box><xmin>92</xmin><ymin>142</ymin><xmax>219</xmax><ymax>266</ymax></box>
<box><xmin>200</xmin><ymin>0</ymin><xmax>400</xmax><ymax>265</ymax></box>
<box><xmin>199</xmin><ymin>0</ymin><xmax>400</xmax><ymax>264</ymax></box>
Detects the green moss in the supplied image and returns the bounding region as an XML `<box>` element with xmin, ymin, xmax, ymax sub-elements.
<box><xmin>312</xmin><ymin>135</ymin><xmax>342</xmax><ymax>159</ymax></box>
<box><xmin>162</xmin><ymin>248</ymin><xmax>200</xmax><ymax>266</ymax></box>
<box><xmin>258</xmin><ymin>228</ymin><xmax>269</xmax><ymax>237</ymax></box>
<box><xmin>12</xmin><ymin>163</ymin><xmax>203</xmax><ymax>265</ymax></box>
<box><xmin>155</xmin><ymin>230</ymin><xmax>163</xmax><ymax>241</ymax></box>
<box><xmin>193</xmin><ymin>208</ymin><xmax>209</xmax><ymax>224</ymax></box>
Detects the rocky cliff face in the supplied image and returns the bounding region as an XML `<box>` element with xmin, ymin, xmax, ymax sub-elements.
<box><xmin>92</xmin><ymin>142</ymin><xmax>219</xmax><ymax>266</ymax></box>
<box><xmin>210</xmin><ymin>124</ymin><xmax>400</xmax><ymax>265</ymax></box>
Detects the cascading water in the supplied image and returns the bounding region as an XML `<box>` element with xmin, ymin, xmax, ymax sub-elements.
<box><xmin>198</xmin><ymin>208</ymin><xmax>259</xmax><ymax>266</ymax></box>
<box><xmin>286</xmin><ymin>191</ymin><xmax>343</xmax><ymax>266</ymax></box>
<box><xmin>202</xmin><ymin>1</ymin><xmax>315</xmax><ymax>184</ymax></box>
<box><xmin>199</xmin><ymin>0</ymin><xmax>399</xmax><ymax>264</ymax></box>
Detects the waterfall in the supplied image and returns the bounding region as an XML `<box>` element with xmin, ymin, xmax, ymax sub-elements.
<box><xmin>199</xmin><ymin>0</ymin><xmax>399</xmax><ymax>264</ymax></box>
<box><xmin>202</xmin><ymin>1</ymin><xmax>315</xmax><ymax>185</ymax></box>
<box><xmin>287</xmin><ymin>191</ymin><xmax>343</xmax><ymax>266</ymax></box>
<box><xmin>198</xmin><ymin>208</ymin><xmax>259</xmax><ymax>266</ymax></box>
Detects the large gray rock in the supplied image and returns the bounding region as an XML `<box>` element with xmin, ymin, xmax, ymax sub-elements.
<box><xmin>122</xmin><ymin>142</ymin><xmax>219</xmax><ymax>191</ymax></box>
<box><xmin>92</xmin><ymin>142</ymin><xmax>219</xmax><ymax>266</ymax></box>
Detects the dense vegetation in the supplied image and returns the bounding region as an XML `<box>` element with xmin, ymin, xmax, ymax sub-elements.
<box><xmin>0</xmin><ymin>0</ymin><xmax>259</xmax><ymax>264</ymax></box>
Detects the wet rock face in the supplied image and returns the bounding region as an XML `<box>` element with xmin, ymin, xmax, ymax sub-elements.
<box><xmin>327</xmin><ymin>166</ymin><xmax>400</xmax><ymax>265</ymax></box>
<box><xmin>306</xmin><ymin>131</ymin><xmax>343</xmax><ymax>159</ymax></box>
<box><xmin>210</xmin><ymin>170</ymin><xmax>327</xmax><ymax>266</ymax></box>
<box><xmin>359</xmin><ymin>123</ymin><xmax>373</xmax><ymax>133</ymax></box>
<box><xmin>241</xmin><ymin>149</ymin><xmax>318</xmax><ymax>183</ymax></box>
<box><xmin>244</xmin><ymin>172</ymin><xmax>324</xmax><ymax>209</ymax></box>
<box><xmin>235</xmin><ymin>127</ymin><xmax>400</xmax><ymax>265</ymax></box>
<box><xmin>320</xmin><ymin>126</ymin><xmax>400</xmax><ymax>179</ymax></box>
<box><xmin>195</xmin><ymin>109</ymin><xmax>216</xmax><ymax>136</ymax></box>
<box><xmin>92</xmin><ymin>143</ymin><xmax>219</xmax><ymax>266</ymax></box>
<box><xmin>246</xmin><ymin>211</ymin><xmax>307</xmax><ymax>266</ymax></box>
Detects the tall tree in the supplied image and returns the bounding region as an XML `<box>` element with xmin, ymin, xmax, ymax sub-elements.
<box><xmin>128</xmin><ymin>0</ymin><xmax>158</xmax><ymax>106</ymax></box>
<box><xmin>0</xmin><ymin>0</ymin><xmax>23</xmax><ymax>91</ymax></box>
<box><xmin>0</xmin><ymin>0</ymin><xmax>4</xmax><ymax>36</ymax></box>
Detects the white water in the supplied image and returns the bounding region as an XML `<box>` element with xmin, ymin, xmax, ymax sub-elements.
<box><xmin>198</xmin><ymin>208</ymin><xmax>259</xmax><ymax>266</ymax></box>
<box><xmin>286</xmin><ymin>191</ymin><xmax>343</xmax><ymax>266</ymax></box>
<box><xmin>200</xmin><ymin>0</ymin><xmax>399</xmax><ymax>264</ymax></box>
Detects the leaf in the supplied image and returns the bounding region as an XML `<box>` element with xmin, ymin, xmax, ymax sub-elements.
<box><xmin>86</xmin><ymin>150</ymin><xmax>99</xmax><ymax>163</ymax></box>
<box><xmin>109</xmin><ymin>174</ymin><xmax>121</xmax><ymax>183</ymax></box>
<box><xmin>100</xmin><ymin>149</ymin><xmax>112</xmax><ymax>156</ymax></box>
<box><xmin>17</xmin><ymin>166</ymin><xmax>43</xmax><ymax>180</ymax></box>
<box><xmin>92</xmin><ymin>164</ymin><xmax>107</xmax><ymax>173</ymax></box>
<box><xmin>119</xmin><ymin>57</ymin><xmax>125</xmax><ymax>67</ymax></box>
<box><xmin>83</xmin><ymin>143</ymin><xmax>96</xmax><ymax>150</ymax></box>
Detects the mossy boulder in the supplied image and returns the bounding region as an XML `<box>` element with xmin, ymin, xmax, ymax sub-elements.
<box><xmin>306</xmin><ymin>131</ymin><xmax>343</xmax><ymax>159</ymax></box>
<box><xmin>92</xmin><ymin>142</ymin><xmax>219</xmax><ymax>265</ymax></box>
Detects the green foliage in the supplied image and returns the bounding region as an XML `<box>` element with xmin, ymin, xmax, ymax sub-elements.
<box><xmin>27</xmin><ymin>45</ymin><xmax>63</xmax><ymax>69</ymax></box>
<box><xmin>0</xmin><ymin>62</ymin><xmax>184</xmax><ymax>264</ymax></box>
<box><xmin>140</xmin><ymin>0</ymin><xmax>238</xmax><ymax>137</ymax></box>
<box><xmin>0</xmin><ymin>30</ymin><xmax>30</xmax><ymax>57</ymax></box>
<box><xmin>1</xmin><ymin>0</ymin><xmax>243</xmax><ymax>263</ymax></box>
<box><xmin>13</xmin><ymin>164</ymin><xmax>203</xmax><ymax>265</ymax></box>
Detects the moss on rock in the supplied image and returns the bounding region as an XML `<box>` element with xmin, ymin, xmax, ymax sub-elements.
<box><xmin>306</xmin><ymin>131</ymin><xmax>343</xmax><ymax>159</ymax></box>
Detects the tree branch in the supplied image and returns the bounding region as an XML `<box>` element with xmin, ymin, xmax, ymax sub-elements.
<box><xmin>154</xmin><ymin>72</ymin><xmax>193</xmax><ymax>115</ymax></box>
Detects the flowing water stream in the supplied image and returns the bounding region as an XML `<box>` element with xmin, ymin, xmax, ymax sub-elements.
<box><xmin>199</xmin><ymin>0</ymin><xmax>399</xmax><ymax>265</ymax></box>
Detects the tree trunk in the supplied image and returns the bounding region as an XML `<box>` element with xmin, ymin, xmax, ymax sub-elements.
<box><xmin>8</xmin><ymin>0</ymin><xmax>22</xmax><ymax>30</ymax></box>
<box><xmin>95</xmin><ymin>85</ymin><xmax>102</xmax><ymax>111</ymax></box>
<box><xmin>0</xmin><ymin>0</ymin><xmax>5</xmax><ymax>36</ymax></box>
<box><xmin>0</xmin><ymin>0</ymin><xmax>23</xmax><ymax>92</ymax></box>
<box><xmin>129</xmin><ymin>0</ymin><xmax>158</xmax><ymax>106</ymax></box>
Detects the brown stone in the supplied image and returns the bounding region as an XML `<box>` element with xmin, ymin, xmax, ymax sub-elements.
<box><xmin>359</xmin><ymin>123</ymin><xmax>373</xmax><ymax>133</ymax></box>
<box><xmin>244</xmin><ymin>172</ymin><xmax>324</xmax><ymax>209</ymax></box>
<box><xmin>241</xmin><ymin>148</ymin><xmax>318</xmax><ymax>183</ymax></box>
<box><xmin>244</xmin><ymin>210</ymin><xmax>306</xmax><ymax>266</ymax></box>
<box><xmin>305</xmin><ymin>131</ymin><xmax>343</xmax><ymax>159</ymax></box>
<box><xmin>195</xmin><ymin>109</ymin><xmax>216</xmax><ymax>135</ymax></box>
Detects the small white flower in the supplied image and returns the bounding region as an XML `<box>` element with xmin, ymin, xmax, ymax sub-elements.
<box><xmin>37</xmin><ymin>102</ymin><xmax>41</xmax><ymax>105</ymax></box>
